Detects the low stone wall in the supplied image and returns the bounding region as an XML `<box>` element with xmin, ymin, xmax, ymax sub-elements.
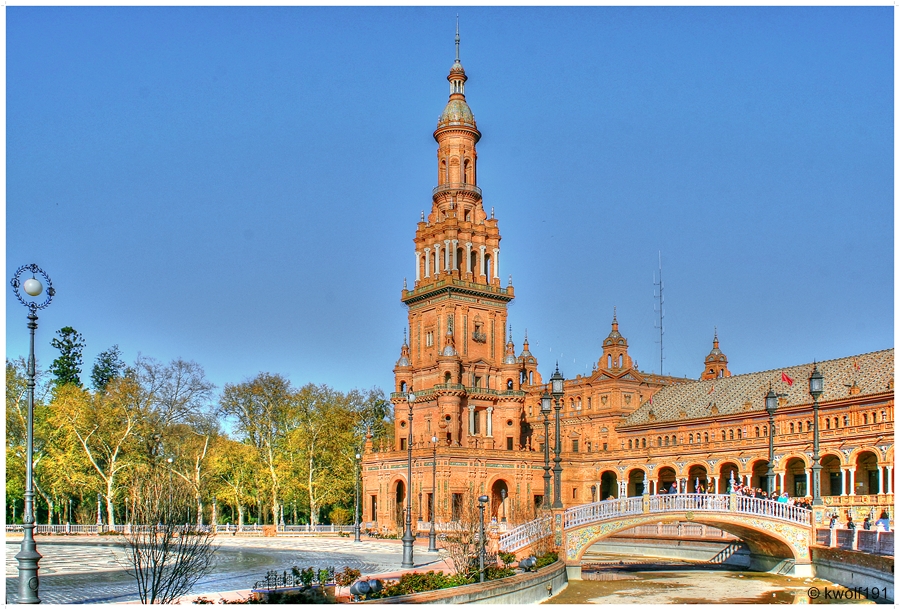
<box><xmin>811</xmin><ymin>546</ymin><xmax>894</xmax><ymax>602</ymax></box>
<box><xmin>357</xmin><ymin>561</ymin><xmax>567</xmax><ymax>604</ymax></box>
<box><xmin>588</xmin><ymin>538</ymin><xmax>750</xmax><ymax>568</ymax></box>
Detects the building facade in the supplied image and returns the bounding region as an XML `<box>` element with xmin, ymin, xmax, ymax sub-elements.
<box><xmin>360</xmin><ymin>45</ymin><xmax>894</xmax><ymax>533</ymax></box>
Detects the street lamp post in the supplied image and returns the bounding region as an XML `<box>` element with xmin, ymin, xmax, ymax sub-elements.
<box><xmin>550</xmin><ymin>365</ymin><xmax>565</xmax><ymax>509</ymax></box>
<box><xmin>765</xmin><ymin>388</ymin><xmax>778</xmax><ymax>495</ymax></box>
<box><xmin>428</xmin><ymin>435</ymin><xmax>438</xmax><ymax>552</ymax></box>
<box><xmin>401</xmin><ymin>392</ymin><xmax>416</xmax><ymax>568</ymax></box>
<box><xmin>166</xmin><ymin>457</ymin><xmax>174</xmax><ymax>522</ymax></box>
<box><xmin>500</xmin><ymin>488</ymin><xmax>507</xmax><ymax>522</ymax></box>
<box><xmin>11</xmin><ymin>263</ymin><xmax>54</xmax><ymax>604</ymax></box>
<box><xmin>354</xmin><ymin>451</ymin><xmax>362</xmax><ymax>542</ymax></box>
<box><xmin>477</xmin><ymin>495</ymin><xmax>489</xmax><ymax>583</ymax></box>
<box><xmin>809</xmin><ymin>364</ymin><xmax>825</xmax><ymax>506</ymax></box>
<box><xmin>540</xmin><ymin>393</ymin><xmax>552</xmax><ymax>509</ymax></box>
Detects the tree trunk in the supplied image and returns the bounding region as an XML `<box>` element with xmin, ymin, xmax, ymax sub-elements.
<box><xmin>197</xmin><ymin>496</ymin><xmax>204</xmax><ymax>526</ymax></box>
<box><xmin>308</xmin><ymin>456</ymin><xmax>318</xmax><ymax>526</ymax></box>
<box><xmin>107</xmin><ymin>478</ymin><xmax>116</xmax><ymax>526</ymax></box>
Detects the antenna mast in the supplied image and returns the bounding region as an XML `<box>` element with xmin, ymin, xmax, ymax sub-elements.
<box><xmin>654</xmin><ymin>252</ymin><xmax>664</xmax><ymax>375</ymax></box>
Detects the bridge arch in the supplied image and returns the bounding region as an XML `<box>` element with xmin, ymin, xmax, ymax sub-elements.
<box><xmin>564</xmin><ymin>511</ymin><xmax>809</xmax><ymax>573</ymax></box>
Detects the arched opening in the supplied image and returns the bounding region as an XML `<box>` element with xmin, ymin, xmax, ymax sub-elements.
<box><xmin>784</xmin><ymin>457</ymin><xmax>808</xmax><ymax>497</ymax></box>
<box><xmin>456</xmin><ymin>247</ymin><xmax>463</xmax><ymax>271</ymax></box>
<box><xmin>399</xmin><ymin>381</ymin><xmax>407</xmax><ymax>393</ymax></box>
<box><xmin>617</xmin><ymin>355</ymin><xmax>622</xmax><ymax>368</ymax></box>
<box><xmin>441</xmin><ymin>159</ymin><xmax>448</xmax><ymax>183</ymax></box>
<box><xmin>627</xmin><ymin>468</ymin><xmax>646</xmax><ymax>497</ymax></box>
<box><xmin>394</xmin><ymin>480</ymin><xmax>406</xmax><ymax>530</ymax></box>
<box><xmin>490</xmin><ymin>479</ymin><xmax>510</xmax><ymax>522</ymax></box>
<box><xmin>687</xmin><ymin>464</ymin><xmax>708</xmax><ymax>493</ymax></box>
<box><xmin>821</xmin><ymin>454</ymin><xmax>843</xmax><ymax>496</ymax></box>
<box><xmin>444</xmin><ymin>372</ymin><xmax>451</xmax><ymax>384</ymax></box>
<box><xmin>657</xmin><ymin>466</ymin><xmax>677</xmax><ymax>494</ymax></box>
<box><xmin>463</xmin><ymin>159</ymin><xmax>471</xmax><ymax>184</ymax></box>
<box><xmin>750</xmin><ymin>459</ymin><xmax>769</xmax><ymax>491</ymax></box>
<box><xmin>854</xmin><ymin>450</ymin><xmax>880</xmax><ymax>494</ymax></box>
<box><xmin>719</xmin><ymin>462</ymin><xmax>741</xmax><ymax>493</ymax></box>
<box><xmin>485</xmin><ymin>254</ymin><xmax>493</xmax><ymax>280</ymax></box>
<box><xmin>607</xmin><ymin>355</ymin><xmax>612</xmax><ymax>368</ymax></box>
<box><xmin>600</xmin><ymin>471</ymin><xmax>618</xmax><ymax>500</ymax></box>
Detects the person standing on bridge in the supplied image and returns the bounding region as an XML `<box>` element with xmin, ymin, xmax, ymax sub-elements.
<box><xmin>875</xmin><ymin>512</ymin><xmax>890</xmax><ymax>532</ymax></box>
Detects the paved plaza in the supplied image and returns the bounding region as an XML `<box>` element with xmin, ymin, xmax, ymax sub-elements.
<box><xmin>5</xmin><ymin>535</ymin><xmax>444</xmax><ymax>604</ymax></box>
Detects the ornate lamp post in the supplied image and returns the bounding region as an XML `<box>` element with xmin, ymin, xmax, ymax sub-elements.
<box><xmin>401</xmin><ymin>392</ymin><xmax>416</xmax><ymax>568</ymax></box>
<box><xmin>500</xmin><ymin>488</ymin><xmax>507</xmax><ymax>522</ymax></box>
<box><xmin>354</xmin><ymin>451</ymin><xmax>362</xmax><ymax>542</ymax></box>
<box><xmin>11</xmin><ymin>264</ymin><xmax>54</xmax><ymax>604</ymax></box>
<box><xmin>550</xmin><ymin>365</ymin><xmax>565</xmax><ymax>509</ymax></box>
<box><xmin>809</xmin><ymin>364</ymin><xmax>825</xmax><ymax>506</ymax></box>
<box><xmin>540</xmin><ymin>393</ymin><xmax>552</xmax><ymax>509</ymax></box>
<box><xmin>428</xmin><ymin>435</ymin><xmax>438</xmax><ymax>552</ymax></box>
<box><xmin>477</xmin><ymin>495</ymin><xmax>489</xmax><ymax>583</ymax></box>
<box><xmin>765</xmin><ymin>388</ymin><xmax>778</xmax><ymax>495</ymax></box>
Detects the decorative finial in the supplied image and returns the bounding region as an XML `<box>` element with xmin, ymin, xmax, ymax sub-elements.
<box><xmin>421</xmin><ymin>210</ymin><xmax>425</xmax><ymax>222</ymax></box>
<box><xmin>455</xmin><ymin>15</ymin><xmax>460</xmax><ymax>63</ymax></box>
<box><xmin>508</xmin><ymin>274</ymin><xmax>513</xmax><ymax>286</ymax></box>
<box><xmin>403</xmin><ymin>277</ymin><xmax>408</xmax><ymax>290</ymax></box>
<box><xmin>403</xmin><ymin>327</ymin><xmax>408</xmax><ymax>345</ymax></box>
<box><xmin>613</xmin><ymin>306</ymin><xmax>617</xmax><ymax>322</ymax></box>
<box><xmin>491</xmin><ymin>207</ymin><xmax>494</xmax><ymax>219</ymax></box>
<box><xmin>508</xmin><ymin>325</ymin><xmax>513</xmax><ymax>343</ymax></box>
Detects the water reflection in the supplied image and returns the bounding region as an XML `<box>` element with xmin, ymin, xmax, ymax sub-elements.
<box><xmin>545</xmin><ymin>568</ymin><xmax>879</xmax><ymax>605</ymax></box>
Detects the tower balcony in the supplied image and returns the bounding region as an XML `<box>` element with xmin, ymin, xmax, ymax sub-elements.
<box><xmin>432</xmin><ymin>182</ymin><xmax>482</xmax><ymax>199</ymax></box>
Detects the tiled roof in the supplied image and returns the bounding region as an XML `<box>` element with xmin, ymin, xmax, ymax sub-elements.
<box><xmin>621</xmin><ymin>349</ymin><xmax>893</xmax><ymax>427</ymax></box>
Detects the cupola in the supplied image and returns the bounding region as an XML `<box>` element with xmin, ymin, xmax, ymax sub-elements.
<box><xmin>701</xmin><ymin>329</ymin><xmax>731</xmax><ymax>380</ymax></box>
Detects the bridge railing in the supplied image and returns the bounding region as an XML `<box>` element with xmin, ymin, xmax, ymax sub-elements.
<box><xmin>565</xmin><ymin>496</ymin><xmax>642</xmax><ymax>529</ymax></box>
<box><xmin>649</xmin><ymin>493</ymin><xmax>730</xmax><ymax>513</ymax></box>
<box><xmin>498</xmin><ymin>516</ymin><xmax>552</xmax><ymax>553</ymax></box>
<box><xmin>816</xmin><ymin>527</ymin><xmax>893</xmax><ymax>556</ymax></box>
<box><xmin>732</xmin><ymin>495</ymin><xmax>811</xmax><ymax>525</ymax></box>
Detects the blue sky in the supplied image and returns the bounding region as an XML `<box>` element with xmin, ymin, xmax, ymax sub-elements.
<box><xmin>6</xmin><ymin>6</ymin><xmax>893</xmax><ymax>397</ymax></box>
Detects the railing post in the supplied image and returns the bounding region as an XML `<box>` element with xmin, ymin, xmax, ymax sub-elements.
<box><xmin>729</xmin><ymin>492</ymin><xmax>736</xmax><ymax>512</ymax></box>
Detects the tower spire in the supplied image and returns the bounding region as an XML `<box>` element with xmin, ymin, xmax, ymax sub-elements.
<box><xmin>455</xmin><ymin>15</ymin><xmax>460</xmax><ymax>63</ymax></box>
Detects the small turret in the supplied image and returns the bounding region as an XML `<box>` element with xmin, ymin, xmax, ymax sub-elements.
<box><xmin>701</xmin><ymin>328</ymin><xmax>731</xmax><ymax>380</ymax></box>
<box><xmin>600</xmin><ymin>308</ymin><xmax>633</xmax><ymax>371</ymax></box>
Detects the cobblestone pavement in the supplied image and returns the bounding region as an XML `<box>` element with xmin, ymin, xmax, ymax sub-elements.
<box><xmin>6</xmin><ymin>536</ymin><xmax>441</xmax><ymax>604</ymax></box>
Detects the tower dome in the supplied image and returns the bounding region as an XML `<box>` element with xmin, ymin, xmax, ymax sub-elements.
<box><xmin>701</xmin><ymin>329</ymin><xmax>731</xmax><ymax>380</ymax></box>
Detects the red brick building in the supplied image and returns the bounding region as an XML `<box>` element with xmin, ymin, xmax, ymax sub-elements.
<box><xmin>360</xmin><ymin>46</ymin><xmax>894</xmax><ymax>533</ymax></box>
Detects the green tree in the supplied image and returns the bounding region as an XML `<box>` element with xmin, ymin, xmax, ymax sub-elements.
<box><xmin>219</xmin><ymin>373</ymin><xmax>294</xmax><ymax>526</ymax></box>
<box><xmin>49</xmin><ymin>326</ymin><xmax>86</xmax><ymax>387</ymax></box>
<box><xmin>90</xmin><ymin>345</ymin><xmax>126</xmax><ymax>392</ymax></box>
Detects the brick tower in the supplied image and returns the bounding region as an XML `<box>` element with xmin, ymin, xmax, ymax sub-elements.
<box><xmin>393</xmin><ymin>28</ymin><xmax>530</xmax><ymax>454</ymax></box>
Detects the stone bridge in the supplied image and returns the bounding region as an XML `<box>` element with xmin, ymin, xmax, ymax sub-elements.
<box><xmin>499</xmin><ymin>494</ymin><xmax>813</xmax><ymax>577</ymax></box>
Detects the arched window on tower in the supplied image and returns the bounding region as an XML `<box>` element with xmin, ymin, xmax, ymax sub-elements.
<box><xmin>400</xmin><ymin>381</ymin><xmax>407</xmax><ymax>393</ymax></box>
<box><xmin>755</xmin><ymin>426</ymin><xmax>760</xmax><ymax>438</ymax></box>
<box><xmin>628</xmin><ymin>439</ymin><xmax>633</xmax><ymax>449</ymax></box>
<box><xmin>463</xmin><ymin>159</ymin><xmax>470</xmax><ymax>184</ymax></box>
<box><xmin>672</xmin><ymin>435</ymin><xmax>677</xmax><ymax>446</ymax></box>
<box><xmin>657</xmin><ymin>437</ymin><xmax>662</xmax><ymax>446</ymax></box>
<box><xmin>618</xmin><ymin>355</ymin><xmax>623</xmax><ymax>368</ymax></box>
<box><xmin>529</xmin><ymin>371</ymin><xmax>534</xmax><ymax>385</ymax></box>
<box><xmin>441</xmin><ymin>159</ymin><xmax>448</xmax><ymax>184</ymax></box>
<box><xmin>763</xmin><ymin>425</ymin><xmax>768</xmax><ymax>436</ymax></box>
<box><xmin>689</xmin><ymin>433</ymin><xmax>694</xmax><ymax>444</ymax></box>
<box><xmin>704</xmin><ymin>432</ymin><xmax>709</xmax><ymax>443</ymax></box>
<box><xmin>863</xmin><ymin>413</ymin><xmax>868</xmax><ymax>424</ymax></box>
<box><xmin>607</xmin><ymin>355</ymin><xmax>612</xmax><ymax>368</ymax></box>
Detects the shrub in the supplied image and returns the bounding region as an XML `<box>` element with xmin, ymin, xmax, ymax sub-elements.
<box><xmin>498</xmin><ymin>551</ymin><xmax>516</xmax><ymax>568</ymax></box>
<box><xmin>334</xmin><ymin>567</ymin><xmax>361</xmax><ymax>587</ymax></box>
<box><xmin>535</xmin><ymin>551</ymin><xmax>558</xmax><ymax>569</ymax></box>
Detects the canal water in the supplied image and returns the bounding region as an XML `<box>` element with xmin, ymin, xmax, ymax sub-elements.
<box><xmin>544</xmin><ymin>562</ymin><xmax>882</xmax><ymax>604</ymax></box>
